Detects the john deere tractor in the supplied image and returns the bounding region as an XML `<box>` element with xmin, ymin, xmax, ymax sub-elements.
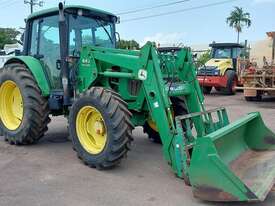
<box><xmin>1</xmin><ymin>4</ymin><xmax>275</xmax><ymax>202</ymax></box>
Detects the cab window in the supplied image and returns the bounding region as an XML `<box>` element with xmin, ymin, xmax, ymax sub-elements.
<box><xmin>232</xmin><ymin>48</ymin><xmax>242</xmax><ymax>58</ymax></box>
<box><xmin>69</xmin><ymin>15</ymin><xmax>115</xmax><ymax>55</ymax></box>
<box><xmin>213</xmin><ymin>48</ymin><xmax>231</xmax><ymax>59</ymax></box>
<box><xmin>29</xmin><ymin>15</ymin><xmax>61</xmax><ymax>89</ymax></box>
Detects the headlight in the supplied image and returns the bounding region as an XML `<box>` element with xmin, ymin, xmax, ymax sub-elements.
<box><xmin>214</xmin><ymin>70</ymin><xmax>220</xmax><ymax>75</ymax></box>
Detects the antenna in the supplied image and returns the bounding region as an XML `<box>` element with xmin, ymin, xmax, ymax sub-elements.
<box><xmin>24</xmin><ymin>0</ymin><xmax>44</xmax><ymax>14</ymax></box>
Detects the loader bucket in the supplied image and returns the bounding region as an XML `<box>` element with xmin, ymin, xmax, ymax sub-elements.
<box><xmin>189</xmin><ymin>112</ymin><xmax>275</xmax><ymax>202</ymax></box>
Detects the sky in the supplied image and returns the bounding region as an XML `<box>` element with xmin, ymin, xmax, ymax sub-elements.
<box><xmin>0</xmin><ymin>0</ymin><xmax>274</xmax><ymax>47</ymax></box>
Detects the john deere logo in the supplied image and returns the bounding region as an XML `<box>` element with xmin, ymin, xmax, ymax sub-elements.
<box><xmin>138</xmin><ymin>69</ymin><xmax>147</xmax><ymax>81</ymax></box>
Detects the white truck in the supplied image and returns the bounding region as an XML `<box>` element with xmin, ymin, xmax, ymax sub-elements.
<box><xmin>0</xmin><ymin>43</ymin><xmax>22</xmax><ymax>67</ymax></box>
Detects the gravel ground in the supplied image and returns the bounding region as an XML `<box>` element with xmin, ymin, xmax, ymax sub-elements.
<box><xmin>0</xmin><ymin>92</ymin><xmax>275</xmax><ymax>206</ymax></box>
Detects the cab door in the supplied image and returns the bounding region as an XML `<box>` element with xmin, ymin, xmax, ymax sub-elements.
<box><xmin>28</xmin><ymin>15</ymin><xmax>62</xmax><ymax>89</ymax></box>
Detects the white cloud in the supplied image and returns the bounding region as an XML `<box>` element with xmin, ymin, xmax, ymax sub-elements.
<box><xmin>140</xmin><ymin>32</ymin><xmax>187</xmax><ymax>47</ymax></box>
<box><xmin>252</xmin><ymin>0</ymin><xmax>275</xmax><ymax>4</ymax></box>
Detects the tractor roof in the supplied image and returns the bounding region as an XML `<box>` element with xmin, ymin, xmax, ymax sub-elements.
<box><xmin>27</xmin><ymin>5</ymin><xmax>117</xmax><ymax>20</ymax></box>
<box><xmin>209</xmin><ymin>43</ymin><xmax>244</xmax><ymax>48</ymax></box>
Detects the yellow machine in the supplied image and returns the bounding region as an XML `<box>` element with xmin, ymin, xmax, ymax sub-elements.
<box><xmin>197</xmin><ymin>43</ymin><xmax>244</xmax><ymax>94</ymax></box>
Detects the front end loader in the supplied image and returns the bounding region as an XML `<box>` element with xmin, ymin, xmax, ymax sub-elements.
<box><xmin>0</xmin><ymin>3</ymin><xmax>275</xmax><ymax>202</ymax></box>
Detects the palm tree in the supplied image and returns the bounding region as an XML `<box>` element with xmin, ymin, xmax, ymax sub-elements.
<box><xmin>226</xmin><ymin>7</ymin><xmax>251</xmax><ymax>43</ymax></box>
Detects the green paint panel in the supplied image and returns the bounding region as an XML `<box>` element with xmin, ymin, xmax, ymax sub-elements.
<box><xmin>5</xmin><ymin>56</ymin><xmax>50</xmax><ymax>96</ymax></box>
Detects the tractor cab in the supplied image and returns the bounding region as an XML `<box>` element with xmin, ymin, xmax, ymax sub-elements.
<box><xmin>209</xmin><ymin>43</ymin><xmax>244</xmax><ymax>71</ymax></box>
<box><xmin>24</xmin><ymin>5</ymin><xmax>118</xmax><ymax>53</ymax></box>
<box><xmin>211</xmin><ymin>43</ymin><xmax>243</xmax><ymax>59</ymax></box>
<box><xmin>23</xmin><ymin>5</ymin><xmax>118</xmax><ymax>91</ymax></box>
<box><xmin>20</xmin><ymin>5</ymin><xmax>118</xmax><ymax>108</ymax></box>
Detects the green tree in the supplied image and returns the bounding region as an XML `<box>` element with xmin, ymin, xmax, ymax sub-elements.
<box><xmin>226</xmin><ymin>7</ymin><xmax>251</xmax><ymax>43</ymax></box>
<box><xmin>0</xmin><ymin>28</ymin><xmax>20</xmax><ymax>49</ymax></box>
<box><xmin>196</xmin><ymin>50</ymin><xmax>211</xmax><ymax>68</ymax></box>
<box><xmin>117</xmin><ymin>39</ymin><xmax>139</xmax><ymax>50</ymax></box>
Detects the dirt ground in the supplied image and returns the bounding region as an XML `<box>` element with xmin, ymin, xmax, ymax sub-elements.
<box><xmin>0</xmin><ymin>92</ymin><xmax>275</xmax><ymax>206</ymax></box>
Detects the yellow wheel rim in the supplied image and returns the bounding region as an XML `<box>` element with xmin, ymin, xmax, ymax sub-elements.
<box><xmin>76</xmin><ymin>106</ymin><xmax>107</xmax><ymax>154</ymax></box>
<box><xmin>0</xmin><ymin>80</ymin><xmax>23</xmax><ymax>130</ymax></box>
<box><xmin>148</xmin><ymin>117</ymin><xmax>158</xmax><ymax>132</ymax></box>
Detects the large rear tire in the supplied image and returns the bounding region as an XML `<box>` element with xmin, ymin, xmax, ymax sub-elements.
<box><xmin>69</xmin><ymin>87</ymin><xmax>134</xmax><ymax>169</ymax></box>
<box><xmin>144</xmin><ymin>97</ymin><xmax>188</xmax><ymax>143</ymax></box>
<box><xmin>222</xmin><ymin>70</ymin><xmax>237</xmax><ymax>95</ymax></box>
<box><xmin>0</xmin><ymin>63</ymin><xmax>50</xmax><ymax>144</ymax></box>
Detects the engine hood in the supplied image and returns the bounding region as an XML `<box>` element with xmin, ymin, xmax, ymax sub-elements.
<box><xmin>205</xmin><ymin>58</ymin><xmax>232</xmax><ymax>68</ymax></box>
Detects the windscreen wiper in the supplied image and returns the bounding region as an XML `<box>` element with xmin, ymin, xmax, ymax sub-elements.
<box><xmin>95</xmin><ymin>19</ymin><xmax>114</xmax><ymax>45</ymax></box>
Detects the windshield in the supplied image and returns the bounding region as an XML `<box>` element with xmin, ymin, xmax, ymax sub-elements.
<box><xmin>232</xmin><ymin>48</ymin><xmax>242</xmax><ymax>58</ymax></box>
<box><xmin>212</xmin><ymin>48</ymin><xmax>232</xmax><ymax>59</ymax></box>
<box><xmin>69</xmin><ymin>15</ymin><xmax>115</xmax><ymax>55</ymax></box>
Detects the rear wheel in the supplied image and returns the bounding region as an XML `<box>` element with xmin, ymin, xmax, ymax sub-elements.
<box><xmin>222</xmin><ymin>70</ymin><xmax>237</xmax><ymax>95</ymax></box>
<box><xmin>144</xmin><ymin>97</ymin><xmax>188</xmax><ymax>143</ymax></box>
<box><xmin>69</xmin><ymin>87</ymin><xmax>134</xmax><ymax>169</ymax></box>
<box><xmin>0</xmin><ymin>63</ymin><xmax>50</xmax><ymax>144</ymax></box>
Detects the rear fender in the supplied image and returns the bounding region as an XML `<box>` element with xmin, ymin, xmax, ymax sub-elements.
<box><xmin>4</xmin><ymin>56</ymin><xmax>50</xmax><ymax>96</ymax></box>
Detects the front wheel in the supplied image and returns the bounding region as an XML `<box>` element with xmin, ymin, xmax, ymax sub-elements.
<box><xmin>222</xmin><ymin>70</ymin><xmax>237</xmax><ymax>95</ymax></box>
<box><xmin>144</xmin><ymin>97</ymin><xmax>188</xmax><ymax>144</ymax></box>
<box><xmin>69</xmin><ymin>87</ymin><xmax>134</xmax><ymax>169</ymax></box>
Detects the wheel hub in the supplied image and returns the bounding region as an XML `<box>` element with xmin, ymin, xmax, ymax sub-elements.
<box><xmin>0</xmin><ymin>80</ymin><xmax>23</xmax><ymax>130</ymax></box>
<box><xmin>76</xmin><ymin>106</ymin><xmax>107</xmax><ymax>154</ymax></box>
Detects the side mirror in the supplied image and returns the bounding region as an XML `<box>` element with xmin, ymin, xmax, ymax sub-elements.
<box><xmin>116</xmin><ymin>16</ymin><xmax>121</xmax><ymax>24</ymax></box>
<box><xmin>17</xmin><ymin>32</ymin><xmax>25</xmax><ymax>46</ymax></box>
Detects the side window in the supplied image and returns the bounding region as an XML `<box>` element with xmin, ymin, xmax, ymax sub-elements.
<box><xmin>69</xmin><ymin>29</ymin><xmax>76</xmax><ymax>55</ymax></box>
<box><xmin>29</xmin><ymin>15</ymin><xmax>61</xmax><ymax>89</ymax></box>
<box><xmin>39</xmin><ymin>19</ymin><xmax>60</xmax><ymax>60</ymax></box>
<box><xmin>30</xmin><ymin>19</ymin><xmax>39</xmax><ymax>55</ymax></box>
<box><xmin>232</xmin><ymin>48</ymin><xmax>242</xmax><ymax>58</ymax></box>
<box><xmin>82</xmin><ymin>29</ymin><xmax>93</xmax><ymax>46</ymax></box>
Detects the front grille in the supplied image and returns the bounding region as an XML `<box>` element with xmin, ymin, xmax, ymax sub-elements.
<box><xmin>197</xmin><ymin>66</ymin><xmax>218</xmax><ymax>76</ymax></box>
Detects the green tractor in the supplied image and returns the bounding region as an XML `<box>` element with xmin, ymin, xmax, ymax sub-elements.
<box><xmin>1</xmin><ymin>3</ymin><xmax>275</xmax><ymax>202</ymax></box>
